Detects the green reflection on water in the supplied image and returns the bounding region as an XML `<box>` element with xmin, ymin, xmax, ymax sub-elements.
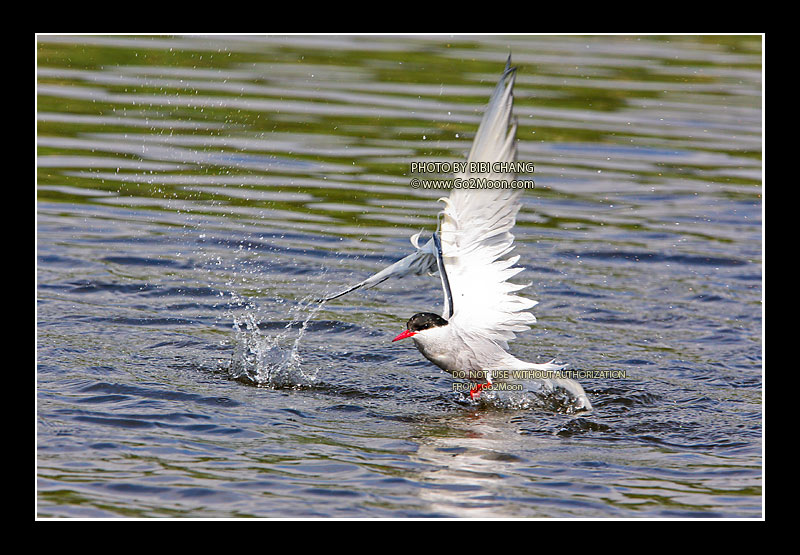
<box><xmin>37</xmin><ymin>35</ymin><xmax>762</xmax><ymax>235</ymax></box>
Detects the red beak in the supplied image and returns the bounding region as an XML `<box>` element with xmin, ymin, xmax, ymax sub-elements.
<box><xmin>392</xmin><ymin>329</ymin><xmax>417</xmax><ymax>342</ymax></box>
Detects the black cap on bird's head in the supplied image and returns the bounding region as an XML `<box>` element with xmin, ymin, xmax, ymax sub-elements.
<box><xmin>392</xmin><ymin>312</ymin><xmax>448</xmax><ymax>342</ymax></box>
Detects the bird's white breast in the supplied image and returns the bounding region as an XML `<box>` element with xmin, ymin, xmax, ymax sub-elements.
<box><xmin>411</xmin><ymin>325</ymin><xmax>488</xmax><ymax>381</ymax></box>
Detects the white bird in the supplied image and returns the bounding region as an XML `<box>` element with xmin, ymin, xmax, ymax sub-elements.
<box><xmin>321</xmin><ymin>59</ymin><xmax>591</xmax><ymax>410</ymax></box>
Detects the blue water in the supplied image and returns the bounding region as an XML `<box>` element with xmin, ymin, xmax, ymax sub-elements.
<box><xmin>37</xmin><ymin>34</ymin><xmax>762</xmax><ymax>518</ymax></box>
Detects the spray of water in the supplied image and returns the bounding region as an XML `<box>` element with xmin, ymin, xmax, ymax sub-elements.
<box><xmin>226</xmin><ymin>296</ymin><xmax>325</xmax><ymax>388</ymax></box>
<box><xmin>466</xmin><ymin>382</ymin><xmax>592</xmax><ymax>414</ymax></box>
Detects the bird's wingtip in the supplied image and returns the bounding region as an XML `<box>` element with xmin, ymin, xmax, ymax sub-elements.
<box><xmin>504</xmin><ymin>53</ymin><xmax>517</xmax><ymax>75</ymax></box>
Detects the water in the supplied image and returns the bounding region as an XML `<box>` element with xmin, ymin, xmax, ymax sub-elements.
<box><xmin>37</xmin><ymin>34</ymin><xmax>762</xmax><ymax>518</ymax></box>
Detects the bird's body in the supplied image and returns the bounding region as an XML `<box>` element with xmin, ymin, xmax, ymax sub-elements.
<box><xmin>396</xmin><ymin>312</ymin><xmax>590</xmax><ymax>409</ymax></box>
<box><xmin>322</xmin><ymin>59</ymin><xmax>591</xmax><ymax>411</ymax></box>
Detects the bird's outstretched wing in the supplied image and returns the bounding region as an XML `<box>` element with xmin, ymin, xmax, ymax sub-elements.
<box><xmin>437</xmin><ymin>61</ymin><xmax>538</xmax><ymax>348</ymax></box>
<box><xmin>320</xmin><ymin>59</ymin><xmax>529</xmax><ymax>313</ymax></box>
<box><xmin>318</xmin><ymin>231</ymin><xmax>438</xmax><ymax>302</ymax></box>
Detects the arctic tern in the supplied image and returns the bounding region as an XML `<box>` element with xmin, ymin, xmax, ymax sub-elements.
<box><xmin>320</xmin><ymin>59</ymin><xmax>591</xmax><ymax>410</ymax></box>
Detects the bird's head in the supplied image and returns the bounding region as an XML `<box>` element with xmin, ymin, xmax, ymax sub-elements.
<box><xmin>392</xmin><ymin>312</ymin><xmax>449</xmax><ymax>342</ymax></box>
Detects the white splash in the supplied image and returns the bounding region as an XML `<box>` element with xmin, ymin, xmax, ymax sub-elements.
<box><xmin>227</xmin><ymin>297</ymin><xmax>324</xmax><ymax>388</ymax></box>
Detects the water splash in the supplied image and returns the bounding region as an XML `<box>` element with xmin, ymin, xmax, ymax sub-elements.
<box><xmin>226</xmin><ymin>297</ymin><xmax>325</xmax><ymax>388</ymax></box>
<box><xmin>454</xmin><ymin>379</ymin><xmax>593</xmax><ymax>414</ymax></box>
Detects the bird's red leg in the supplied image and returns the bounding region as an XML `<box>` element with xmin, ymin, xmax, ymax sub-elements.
<box><xmin>469</xmin><ymin>383</ymin><xmax>487</xmax><ymax>400</ymax></box>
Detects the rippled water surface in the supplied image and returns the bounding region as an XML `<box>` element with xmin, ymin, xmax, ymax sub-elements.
<box><xmin>37</xmin><ymin>35</ymin><xmax>763</xmax><ymax>518</ymax></box>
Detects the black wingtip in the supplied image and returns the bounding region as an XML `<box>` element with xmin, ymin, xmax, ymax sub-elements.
<box><xmin>504</xmin><ymin>53</ymin><xmax>517</xmax><ymax>75</ymax></box>
<box><xmin>432</xmin><ymin>231</ymin><xmax>454</xmax><ymax>318</ymax></box>
<box><xmin>315</xmin><ymin>287</ymin><xmax>355</xmax><ymax>303</ymax></box>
